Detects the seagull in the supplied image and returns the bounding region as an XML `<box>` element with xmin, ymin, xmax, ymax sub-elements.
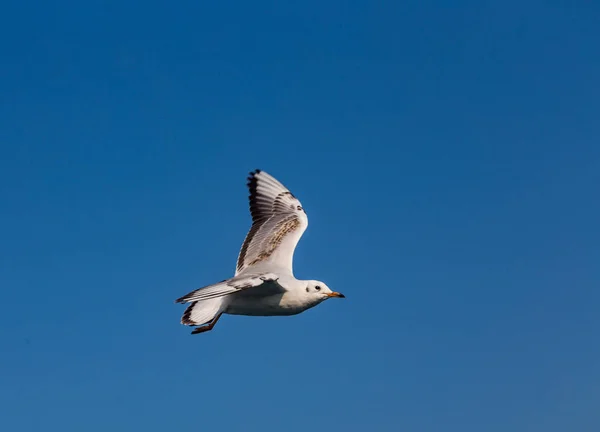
<box><xmin>175</xmin><ymin>169</ymin><xmax>345</xmax><ymax>334</ymax></box>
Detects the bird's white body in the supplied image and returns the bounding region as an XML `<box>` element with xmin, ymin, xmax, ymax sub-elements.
<box><xmin>226</xmin><ymin>292</ymin><xmax>315</xmax><ymax>316</ymax></box>
<box><xmin>175</xmin><ymin>169</ymin><xmax>344</xmax><ymax>334</ymax></box>
<box><xmin>225</xmin><ymin>275</ymin><xmax>325</xmax><ymax>316</ymax></box>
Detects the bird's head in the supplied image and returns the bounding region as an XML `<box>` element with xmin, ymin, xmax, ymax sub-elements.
<box><xmin>305</xmin><ymin>280</ymin><xmax>345</xmax><ymax>301</ymax></box>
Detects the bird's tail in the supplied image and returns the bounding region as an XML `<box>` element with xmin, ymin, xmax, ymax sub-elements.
<box><xmin>180</xmin><ymin>297</ymin><xmax>227</xmax><ymax>326</ymax></box>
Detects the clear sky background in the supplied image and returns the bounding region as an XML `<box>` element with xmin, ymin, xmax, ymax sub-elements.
<box><xmin>1</xmin><ymin>1</ymin><xmax>599</xmax><ymax>431</ymax></box>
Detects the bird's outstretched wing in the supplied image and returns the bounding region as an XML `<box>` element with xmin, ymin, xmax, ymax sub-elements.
<box><xmin>175</xmin><ymin>272</ymin><xmax>283</xmax><ymax>303</ymax></box>
<box><xmin>235</xmin><ymin>169</ymin><xmax>308</xmax><ymax>276</ymax></box>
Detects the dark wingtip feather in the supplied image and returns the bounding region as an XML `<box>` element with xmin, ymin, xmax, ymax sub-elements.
<box><xmin>174</xmin><ymin>294</ymin><xmax>189</xmax><ymax>304</ymax></box>
<box><xmin>247</xmin><ymin>169</ymin><xmax>261</xmax><ymax>183</ymax></box>
<box><xmin>247</xmin><ymin>169</ymin><xmax>262</xmax><ymax>220</ymax></box>
<box><xmin>237</xmin><ymin>169</ymin><xmax>264</xmax><ymax>272</ymax></box>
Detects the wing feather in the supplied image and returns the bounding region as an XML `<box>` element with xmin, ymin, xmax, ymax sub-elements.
<box><xmin>236</xmin><ymin>170</ymin><xmax>308</xmax><ymax>275</ymax></box>
<box><xmin>175</xmin><ymin>273</ymin><xmax>282</xmax><ymax>303</ymax></box>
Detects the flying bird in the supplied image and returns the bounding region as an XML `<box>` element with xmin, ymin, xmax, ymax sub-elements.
<box><xmin>175</xmin><ymin>169</ymin><xmax>345</xmax><ymax>334</ymax></box>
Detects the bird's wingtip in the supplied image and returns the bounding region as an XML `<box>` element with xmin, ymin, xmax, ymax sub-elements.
<box><xmin>247</xmin><ymin>169</ymin><xmax>262</xmax><ymax>186</ymax></box>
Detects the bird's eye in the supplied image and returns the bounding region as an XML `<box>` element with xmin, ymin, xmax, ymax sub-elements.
<box><xmin>315</xmin><ymin>285</ymin><xmax>321</xmax><ymax>291</ymax></box>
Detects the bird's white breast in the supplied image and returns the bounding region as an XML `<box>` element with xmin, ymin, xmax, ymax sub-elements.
<box><xmin>225</xmin><ymin>292</ymin><xmax>317</xmax><ymax>317</ymax></box>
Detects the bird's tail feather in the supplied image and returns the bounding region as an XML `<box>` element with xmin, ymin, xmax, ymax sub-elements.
<box><xmin>181</xmin><ymin>297</ymin><xmax>227</xmax><ymax>326</ymax></box>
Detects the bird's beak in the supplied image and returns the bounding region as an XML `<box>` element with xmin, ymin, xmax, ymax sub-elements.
<box><xmin>327</xmin><ymin>292</ymin><xmax>345</xmax><ymax>298</ymax></box>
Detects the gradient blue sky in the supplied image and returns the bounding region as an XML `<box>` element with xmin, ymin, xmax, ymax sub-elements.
<box><xmin>1</xmin><ymin>1</ymin><xmax>599</xmax><ymax>431</ymax></box>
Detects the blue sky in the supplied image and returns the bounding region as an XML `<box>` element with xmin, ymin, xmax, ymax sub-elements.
<box><xmin>1</xmin><ymin>1</ymin><xmax>599</xmax><ymax>431</ymax></box>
